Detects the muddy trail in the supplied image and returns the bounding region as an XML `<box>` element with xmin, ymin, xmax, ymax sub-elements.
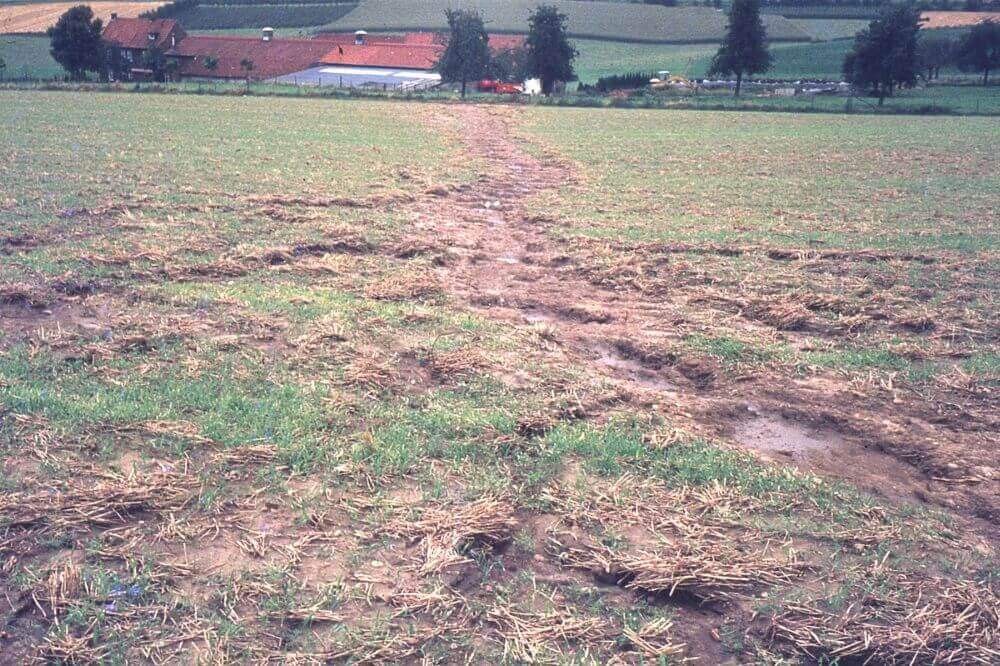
<box><xmin>405</xmin><ymin>104</ymin><xmax>998</xmax><ymax>540</ymax></box>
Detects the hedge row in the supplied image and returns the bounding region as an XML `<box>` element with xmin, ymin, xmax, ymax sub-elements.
<box><xmin>762</xmin><ymin>6</ymin><xmax>882</xmax><ymax>19</ymax></box>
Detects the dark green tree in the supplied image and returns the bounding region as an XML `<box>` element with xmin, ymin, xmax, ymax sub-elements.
<box><xmin>916</xmin><ymin>34</ymin><xmax>954</xmax><ymax>80</ymax></box>
<box><xmin>143</xmin><ymin>45</ymin><xmax>168</xmax><ymax>81</ymax></box>
<box><xmin>47</xmin><ymin>5</ymin><xmax>103</xmax><ymax>80</ymax></box>
<box><xmin>489</xmin><ymin>46</ymin><xmax>530</xmax><ymax>82</ymax></box>
<box><xmin>436</xmin><ymin>9</ymin><xmax>491</xmax><ymax>98</ymax></box>
<box><xmin>164</xmin><ymin>58</ymin><xmax>180</xmax><ymax>82</ymax></box>
<box><xmin>240</xmin><ymin>57</ymin><xmax>254</xmax><ymax>90</ymax></box>
<box><xmin>707</xmin><ymin>0</ymin><xmax>772</xmax><ymax>96</ymax></box>
<box><xmin>955</xmin><ymin>20</ymin><xmax>1000</xmax><ymax>85</ymax></box>
<box><xmin>842</xmin><ymin>3</ymin><xmax>922</xmax><ymax>105</ymax></box>
<box><xmin>203</xmin><ymin>55</ymin><xmax>219</xmax><ymax>76</ymax></box>
<box><xmin>525</xmin><ymin>4</ymin><xmax>577</xmax><ymax>95</ymax></box>
<box><xmin>0</xmin><ymin>57</ymin><xmax>5</xmax><ymax>81</ymax></box>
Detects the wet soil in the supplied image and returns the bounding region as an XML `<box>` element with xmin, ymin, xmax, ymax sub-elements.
<box><xmin>402</xmin><ymin>104</ymin><xmax>998</xmax><ymax>538</ymax></box>
<box><xmin>0</xmin><ymin>300</ymin><xmax>108</xmax><ymax>348</ymax></box>
<box><xmin>733</xmin><ymin>408</ymin><xmax>925</xmax><ymax>504</ymax></box>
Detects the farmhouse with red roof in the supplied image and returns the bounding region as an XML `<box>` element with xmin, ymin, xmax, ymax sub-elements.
<box><xmin>102</xmin><ymin>15</ymin><xmax>187</xmax><ymax>79</ymax></box>
<box><xmin>100</xmin><ymin>16</ymin><xmax>525</xmax><ymax>89</ymax></box>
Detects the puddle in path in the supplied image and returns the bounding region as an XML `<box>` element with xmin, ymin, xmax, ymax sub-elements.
<box><xmin>596</xmin><ymin>347</ymin><xmax>679</xmax><ymax>392</ymax></box>
<box><xmin>734</xmin><ymin>410</ymin><xmax>925</xmax><ymax>504</ymax></box>
<box><xmin>522</xmin><ymin>309</ymin><xmax>557</xmax><ymax>324</ymax></box>
<box><xmin>0</xmin><ymin>301</ymin><xmax>105</xmax><ymax>345</ymax></box>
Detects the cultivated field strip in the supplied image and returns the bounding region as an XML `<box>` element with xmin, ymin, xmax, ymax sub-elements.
<box><xmin>323</xmin><ymin>0</ymin><xmax>812</xmax><ymax>43</ymax></box>
<box><xmin>1</xmin><ymin>91</ymin><xmax>997</xmax><ymax>663</ymax></box>
<box><xmin>0</xmin><ymin>2</ymin><xmax>165</xmax><ymax>34</ymax></box>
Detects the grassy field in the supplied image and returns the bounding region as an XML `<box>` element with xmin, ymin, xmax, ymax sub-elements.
<box><xmin>572</xmin><ymin>38</ymin><xmax>997</xmax><ymax>95</ymax></box>
<box><xmin>1</xmin><ymin>89</ymin><xmax>997</xmax><ymax>663</ymax></box>
<box><xmin>572</xmin><ymin>39</ymin><xmax>720</xmax><ymax>82</ymax></box>
<box><xmin>571</xmin><ymin>39</ymin><xmax>858</xmax><ymax>82</ymax></box>
<box><xmin>786</xmin><ymin>17</ymin><xmax>868</xmax><ymax>41</ymax></box>
<box><xmin>0</xmin><ymin>33</ymin><xmax>60</xmax><ymax>78</ymax></box>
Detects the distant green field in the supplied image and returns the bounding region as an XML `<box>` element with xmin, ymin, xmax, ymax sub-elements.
<box><xmin>759</xmin><ymin>40</ymin><xmax>855</xmax><ymax>79</ymax></box>
<box><xmin>573</xmin><ymin>39</ymin><xmax>854</xmax><ymax>82</ymax></box>
<box><xmin>573</xmin><ymin>39</ymin><xmax>719</xmax><ymax>83</ymax></box>
<box><xmin>322</xmin><ymin>0</ymin><xmax>811</xmax><ymax>43</ymax></box>
<box><xmin>574</xmin><ymin>37</ymin><xmax>992</xmax><ymax>84</ymax></box>
<box><xmin>0</xmin><ymin>34</ymin><xmax>60</xmax><ymax>79</ymax></box>
<box><xmin>787</xmin><ymin>17</ymin><xmax>868</xmax><ymax>41</ymax></box>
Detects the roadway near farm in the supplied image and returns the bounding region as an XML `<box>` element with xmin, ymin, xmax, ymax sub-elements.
<box><xmin>1</xmin><ymin>91</ymin><xmax>997</xmax><ymax>663</ymax></box>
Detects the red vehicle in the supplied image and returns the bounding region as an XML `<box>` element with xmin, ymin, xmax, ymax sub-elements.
<box><xmin>477</xmin><ymin>79</ymin><xmax>522</xmax><ymax>94</ymax></box>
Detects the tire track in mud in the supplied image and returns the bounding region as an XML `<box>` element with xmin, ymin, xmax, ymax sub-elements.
<box><xmin>406</xmin><ymin>103</ymin><xmax>998</xmax><ymax>538</ymax></box>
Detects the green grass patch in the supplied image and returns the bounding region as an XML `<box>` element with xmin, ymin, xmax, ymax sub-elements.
<box><xmin>0</xmin><ymin>34</ymin><xmax>62</xmax><ymax>80</ymax></box>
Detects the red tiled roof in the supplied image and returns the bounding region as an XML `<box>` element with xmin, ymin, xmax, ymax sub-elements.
<box><xmin>169</xmin><ymin>36</ymin><xmax>334</xmax><ymax>79</ymax></box>
<box><xmin>103</xmin><ymin>17</ymin><xmax>184</xmax><ymax>51</ymax></box>
<box><xmin>487</xmin><ymin>34</ymin><xmax>527</xmax><ymax>51</ymax></box>
<box><xmin>319</xmin><ymin>42</ymin><xmax>443</xmax><ymax>70</ymax></box>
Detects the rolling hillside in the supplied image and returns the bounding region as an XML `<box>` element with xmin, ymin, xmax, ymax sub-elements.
<box><xmin>321</xmin><ymin>0</ymin><xmax>812</xmax><ymax>43</ymax></box>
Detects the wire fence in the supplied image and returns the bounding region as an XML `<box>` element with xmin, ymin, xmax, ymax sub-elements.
<box><xmin>2</xmin><ymin>75</ymin><xmax>997</xmax><ymax>115</ymax></box>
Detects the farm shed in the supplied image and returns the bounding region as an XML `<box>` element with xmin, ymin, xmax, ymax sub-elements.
<box><xmin>277</xmin><ymin>32</ymin><xmax>524</xmax><ymax>90</ymax></box>
<box><xmin>277</xmin><ymin>34</ymin><xmax>443</xmax><ymax>89</ymax></box>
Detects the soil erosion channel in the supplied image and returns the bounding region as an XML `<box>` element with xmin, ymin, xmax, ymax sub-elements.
<box><xmin>403</xmin><ymin>103</ymin><xmax>997</xmax><ymax>538</ymax></box>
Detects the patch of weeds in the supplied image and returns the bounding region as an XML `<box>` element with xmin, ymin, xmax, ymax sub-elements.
<box><xmin>803</xmin><ymin>345</ymin><xmax>910</xmax><ymax>372</ymax></box>
<box><xmin>353</xmin><ymin>390</ymin><xmax>521</xmax><ymax>477</ymax></box>
<box><xmin>198</xmin><ymin>480</ymin><xmax>228</xmax><ymax>511</ymax></box>
<box><xmin>540</xmin><ymin>417</ymin><xmax>654</xmax><ymax>477</ymax></box>
<box><xmin>687</xmin><ymin>334</ymin><xmax>778</xmax><ymax>367</ymax></box>
<box><xmin>0</xmin><ymin>347</ymin><xmax>336</xmax><ymax>473</ymax></box>
<box><xmin>963</xmin><ymin>352</ymin><xmax>999</xmax><ymax>385</ymax></box>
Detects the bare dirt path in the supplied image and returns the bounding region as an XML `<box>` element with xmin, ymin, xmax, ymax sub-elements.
<box><xmin>404</xmin><ymin>103</ymin><xmax>998</xmax><ymax>540</ymax></box>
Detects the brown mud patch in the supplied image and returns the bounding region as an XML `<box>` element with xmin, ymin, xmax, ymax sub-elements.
<box><xmin>732</xmin><ymin>408</ymin><xmax>926</xmax><ymax>504</ymax></box>
<box><xmin>0</xmin><ymin>299</ymin><xmax>108</xmax><ymax>348</ymax></box>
